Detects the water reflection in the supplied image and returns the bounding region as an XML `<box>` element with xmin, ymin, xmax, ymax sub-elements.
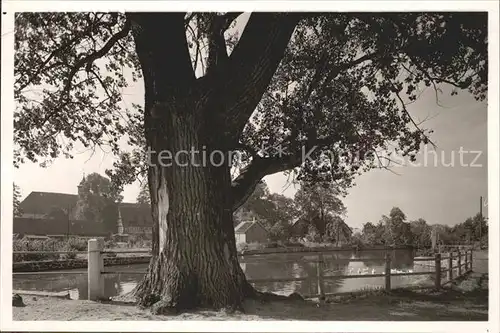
<box><xmin>14</xmin><ymin>249</ymin><xmax>430</xmax><ymax>300</ymax></box>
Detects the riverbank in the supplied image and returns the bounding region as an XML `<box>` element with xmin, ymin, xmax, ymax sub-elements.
<box><xmin>13</xmin><ymin>272</ymin><xmax>487</xmax><ymax>321</ymax></box>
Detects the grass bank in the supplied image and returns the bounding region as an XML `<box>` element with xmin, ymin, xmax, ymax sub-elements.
<box><xmin>13</xmin><ymin>272</ymin><xmax>487</xmax><ymax>321</ymax></box>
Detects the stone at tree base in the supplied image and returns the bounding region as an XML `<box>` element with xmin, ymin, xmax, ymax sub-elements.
<box><xmin>12</xmin><ymin>294</ymin><xmax>25</xmax><ymax>307</ymax></box>
<box><xmin>288</xmin><ymin>292</ymin><xmax>304</xmax><ymax>301</ymax></box>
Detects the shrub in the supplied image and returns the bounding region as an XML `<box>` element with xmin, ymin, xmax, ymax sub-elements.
<box><xmin>105</xmin><ymin>239</ymin><xmax>117</xmax><ymax>249</ymax></box>
<box><xmin>13</xmin><ymin>238</ymin><xmax>59</xmax><ymax>262</ymax></box>
<box><xmin>65</xmin><ymin>237</ymin><xmax>87</xmax><ymax>251</ymax></box>
<box><xmin>237</xmin><ymin>242</ymin><xmax>266</xmax><ymax>252</ymax></box>
<box><xmin>127</xmin><ymin>234</ymin><xmax>150</xmax><ymax>248</ymax></box>
<box><xmin>13</xmin><ymin>237</ymin><xmax>90</xmax><ymax>262</ymax></box>
<box><xmin>61</xmin><ymin>248</ymin><xmax>77</xmax><ymax>260</ymax></box>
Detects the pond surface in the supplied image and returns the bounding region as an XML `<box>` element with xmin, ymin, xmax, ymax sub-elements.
<box><xmin>13</xmin><ymin>249</ymin><xmax>434</xmax><ymax>300</ymax></box>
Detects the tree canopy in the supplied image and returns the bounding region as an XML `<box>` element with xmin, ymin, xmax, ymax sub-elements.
<box><xmin>356</xmin><ymin>208</ymin><xmax>487</xmax><ymax>249</ymax></box>
<box><xmin>15</xmin><ymin>12</ymin><xmax>487</xmax><ymax>197</ymax></box>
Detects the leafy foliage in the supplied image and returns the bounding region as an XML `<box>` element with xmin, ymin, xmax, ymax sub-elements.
<box><xmin>324</xmin><ymin>215</ymin><xmax>352</xmax><ymax>245</ymax></box>
<box><xmin>14</xmin><ymin>13</ymin><xmax>142</xmax><ymax>167</ymax></box>
<box><xmin>410</xmin><ymin>218</ymin><xmax>432</xmax><ymax>248</ymax></box>
<box><xmin>234</xmin><ymin>180</ymin><xmax>299</xmax><ymax>240</ymax></box>
<box><xmin>381</xmin><ymin>207</ymin><xmax>413</xmax><ymax>246</ymax></box>
<box><xmin>74</xmin><ymin>172</ymin><xmax>123</xmax><ymax>233</ymax></box>
<box><xmin>14</xmin><ymin>12</ymin><xmax>488</xmax><ymax>199</ymax></box>
<box><xmin>241</xmin><ymin>12</ymin><xmax>487</xmax><ymax>191</ymax></box>
<box><xmin>136</xmin><ymin>181</ymin><xmax>151</xmax><ymax>205</ymax></box>
<box><xmin>356</xmin><ymin>208</ymin><xmax>487</xmax><ymax>248</ymax></box>
<box><xmin>13</xmin><ymin>183</ymin><xmax>23</xmax><ymax>217</ymax></box>
<box><xmin>13</xmin><ymin>236</ymin><xmax>87</xmax><ymax>262</ymax></box>
<box><xmin>294</xmin><ymin>182</ymin><xmax>348</xmax><ymax>239</ymax></box>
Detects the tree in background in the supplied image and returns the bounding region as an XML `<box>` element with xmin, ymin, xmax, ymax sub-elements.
<box><xmin>234</xmin><ymin>181</ymin><xmax>273</xmax><ymax>225</ymax></box>
<box><xmin>136</xmin><ymin>181</ymin><xmax>151</xmax><ymax>205</ymax></box>
<box><xmin>295</xmin><ymin>182</ymin><xmax>347</xmax><ymax>240</ymax></box>
<box><xmin>410</xmin><ymin>218</ymin><xmax>432</xmax><ymax>248</ymax></box>
<box><xmin>13</xmin><ymin>183</ymin><xmax>23</xmax><ymax>217</ymax></box>
<box><xmin>305</xmin><ymin>224</ymin><xmax>322</xmax><ymax>243</ymax></box>
<box><xmin>235</xmin><ymin>180</ymin><xmax>298</xmax><ymax>241</ymax></box>
<box><xmin>15</xmin><ymin>12</ymin><xmax>487</xmax><ymax>311</ymax></box>
<box><xmin>74</xmin><ymin>173</ymin><xmax>123</xmax><ymax>234</ymax></box>
<box><xmin>360</xmin><ymin>221</ymin><xmax>385</xmax><ymax>246</ymax></box>
<box><xmin>324</xmin><ymin>215</ymin><xmax>352</xmax><ymax>246</ymax></box>
<box><xmin>450</xmin><ymin>213</ymin><xmax>488</xmax><ymax>245</ymax></box>
<box><xmin>265</xmin><ymin>193</ymin><xmax>298</xmax><ymax>241</ymax></box>
<box><xmin>381</xmin><ymin>207</ymin><xmax>413</xmax><ymax>246</ymax></box>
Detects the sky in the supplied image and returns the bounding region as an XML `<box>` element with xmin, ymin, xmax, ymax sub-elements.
<box><xmin>13</xmin><ymin>14</ymin><xmax>488</xmax><ymax>231</ymax></box>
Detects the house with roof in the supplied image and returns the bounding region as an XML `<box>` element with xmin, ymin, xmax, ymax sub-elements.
<box><xmin>234</xmin><ymin>218</ymin><xmax>269</xmax><ymax>244</ymax></box>
<box><xmin>13</xmin><ymin>177</ymin><xmax>153</xmax><ymax>238</ymax></box>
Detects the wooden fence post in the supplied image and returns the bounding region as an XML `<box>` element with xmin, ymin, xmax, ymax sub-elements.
<box><xmin>88</xmin><ymin>238</ymin><xmax>104</xmax><ymax>301</ymax></box>
<box><xmin>457</xmin><ymin>250</ymin><xmax>462</xmax><ymax>277</ymax></box>
<box><xmin>384</xmin><ymin>253</ymin><xmax>391</xmax><ymax>291</ymax></box>
<box><xmin>447</xmin><ymin>252</ymin><xmax>453</xmax><ymax>282</ymax></box>
<box><xmin>434</xmin><ymin>253</ymin><xmax>441</xmax><ymax>289</ymax></box>
<box><xmin>317</xmin><ymin>253</ymin><xmax>325</xmax><ymax>300</ymax></box>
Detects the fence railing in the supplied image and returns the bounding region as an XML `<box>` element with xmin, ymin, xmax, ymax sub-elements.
<box><xmin>89</xmin><ymin>240</ymin><xmax>474</xmax><ymax>301</ymax></box>
<box><xmin>13</xmin><ymin>239</ymin><xmax>474</xmax><ymax>301</ymax></box>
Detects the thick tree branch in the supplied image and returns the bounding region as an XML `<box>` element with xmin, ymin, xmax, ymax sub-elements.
<box><xmin>129</xmin><ymin>13</ymin><xmax>196</xmax><ymax>101</ymax></box>
<box><xmin>231</xmin><ymin>130</ymin><xmax>342</xmax><ymax>210</ymax></box>
<box><xmin>62</xmin><ymin>17</ymin><xmax>132</xmax><ymax>99</ymax></box>
<box><xmin>16</xmin><ymin>33</ymin><xmax>84</xmax><ymax>92</ymax></box>
<box><xmin>206</xmin><ymin>14</ymin><xmax>230</xmax><ymax>74</ymax></box>
<box><xmin>221</xmin><ymin>12</ymin><xmax>244</xmax><ymax>31</ymax></box>
<box><xmin>204</xmin><ymin>12</ymin><xmax>244</xmax><ymax>74</ymax></box>
<box><xmin>202</xmin><ymin>13</ymin><xmax>299</xmax><ymax>138</ymax></box>
<box><xmin>231</xmin><ymin>154</ymin><xmax>301</xmax><ymax>211</ymax></box>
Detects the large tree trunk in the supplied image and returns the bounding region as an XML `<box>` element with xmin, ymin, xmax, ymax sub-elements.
<box><xmin>134</xmin><ymin>99</ymin><xmax>252</xmax><ymax>312</ymax></box>
<box><xmin>127</xmin><ymin>12</ymin><xmax>298</xmax><ymax>313</ymax></box>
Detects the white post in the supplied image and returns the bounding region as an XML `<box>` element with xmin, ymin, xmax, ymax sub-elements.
<box><xmin>88</xmin><ymin>238</ymin><xmax>104</xmax><ymax>301</ymax></box>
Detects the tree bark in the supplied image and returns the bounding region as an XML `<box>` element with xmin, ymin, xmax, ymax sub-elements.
<box><xmin>134</xmin><ymin>107</ymin><xmax>250</xmax><ymax>312</ymax></box>
<box><xmin>127</xmin><ymin>12</ymin><xmax>298</xmax><ymax>313</ymax></box>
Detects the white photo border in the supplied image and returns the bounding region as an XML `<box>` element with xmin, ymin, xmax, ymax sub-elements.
<box><xmin>1</xmin><ymin>1</ymin><xmax>498</xmax><ymax>332</ymax></box>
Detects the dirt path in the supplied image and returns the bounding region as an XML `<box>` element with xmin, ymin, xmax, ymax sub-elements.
<box><xmin>13</xmin><ymin>273</ymin><xmax>487</xmax><ymax>321</ymax></box>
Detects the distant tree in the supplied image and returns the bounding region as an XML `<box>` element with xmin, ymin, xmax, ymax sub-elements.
<box><xmin>410</xmin><ymin>218</ymin><xmax>432</xmax><ymax>248</ymax></box>
<box><xmin>234</xmin><ymin>181</ymin><xmax>298</xmax><ymax>241</ymax></box>
<box><xmin>451</xmin><ymin>213</ymin><xmax>488</xmax><ymax>244</ymax></box>
<box><xmin>324</xmin><ymin>215</ymin><xmax>352</xmax><ymax>246</ymax></box>
<box><xmin>136</xmin><ymin>182</ymin><xmax>151</xmax><ymax>205</ymax></box>
<box><xmin>305</xmin><ymin>224</ymin><xmax>321</xmax><ymax>243</ymax></box>
<box><xmin>268</xmin><ymin>220</ymin><xmax>290</xmax><ymax>242</ymax></box>
<box><xmin>295</xmin><ymin>182</ymin><xmax>346</xmax><ymax>236</ymax></box>
<box><xmin>74</xmin><ymin>173</ymin><xmax>123</xmax><ymax>233</ymax></box>
<box><xmin>265</xmin><ymin>193</ymin><xmax>299</xmax><ymax>229</ymax></box>
<box><xmin>361</xmin><ymin>222</ymin><xmax>381</xmax><ymax>245</ymax></box>
<box><xmin>233</xmin><ymin>180</ymin><xmax>273</xmax><ymax>225</ymax></box>
<box><xmin>431</xmin><ymin>224</ymin><xmax>457</xmax><ymax>245</ymax></box>
<box><xmin>381</xmin><ymin>207</ymin><xmax>413</xmax><ymax>246</ymax></box>
<box><xmin>350</xmin><ymin>230</ymin><xmax>364</xmax><ymax>247</ymax></box>
<box><xmin>13</xmin><ymin>183</ymin><xmax>23</xmax><ymax>217</ymax></box>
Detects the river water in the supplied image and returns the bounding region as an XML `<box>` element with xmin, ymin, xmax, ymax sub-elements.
<box><xmin>13</xmin><ymin>249</ymin><xmax>434</xmax><ymax>300</ymax></box>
